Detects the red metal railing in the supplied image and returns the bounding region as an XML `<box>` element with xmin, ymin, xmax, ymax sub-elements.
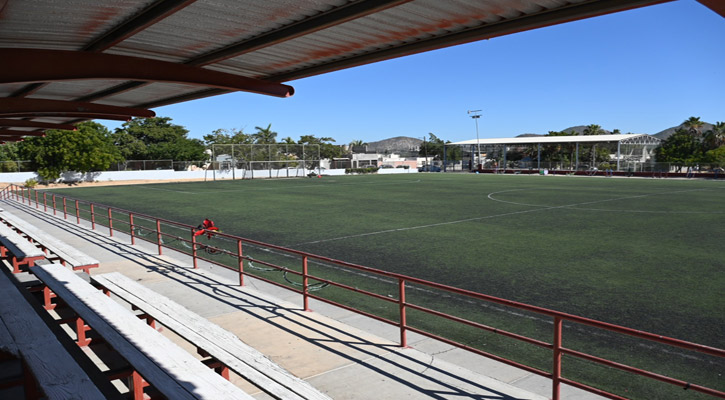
<box><xmin>3</xmin><ymin>184</ymin><xmax>724</xmax><ymax>400</ymax></box>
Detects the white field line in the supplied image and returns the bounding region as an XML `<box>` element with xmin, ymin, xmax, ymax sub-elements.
<box><xmin>487</xmin><ymin>187</ymin><xmax>723</xmax><ymax>213</ymax></box>
<box><xmin>144</xmin><ymin>178</ymin><xmax>422</xmax><ymax>195</ymax></box>
<box><xmin>295</xmin><ymin>188</ymin><xmax>717</xmax><ymax>246</ymax></box>
<box><xmin>146</xmin><ymin>187</ymin><xmax>198</xmax><ymax>194</ymax></box>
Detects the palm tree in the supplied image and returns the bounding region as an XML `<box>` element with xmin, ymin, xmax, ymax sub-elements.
<box><xmin>253</xmin><ymin>123</ymin><xmax>277</xmax><ymax>144</ymax></box>
<box><xmin>703</xmin><ymin>121</ymin><xmax>725</xmax><ymax>150</ymax></box>
<box><xmin>583</xmin><ymin>124</ymin><xmax>604</xmax><ymax>135</ymax></box>
<box><xmin>683</xmin><ymin>116</ymin><xmax>704</xmax><ymax>137</ymax></box>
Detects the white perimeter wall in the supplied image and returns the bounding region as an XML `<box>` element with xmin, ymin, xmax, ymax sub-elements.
<box><xmin>0</xmin><ymin>167</ymin><xmax>417</xmax><ymax>183</ymax></box>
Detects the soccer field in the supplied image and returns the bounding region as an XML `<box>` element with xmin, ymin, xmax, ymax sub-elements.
<box><xmin>41</xmin><ymin>173</ymin><xmax>725</xmax><ymax>398</ymax></box>
<box><xmin>47</xmin><ymin>174</ymin><xmax>724</xmax><ymax>348</ymax></box>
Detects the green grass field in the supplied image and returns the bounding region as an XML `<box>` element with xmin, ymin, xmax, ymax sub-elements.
<box><xmin>44</xmin><ymin>173</ymin><xmax>724</xmax><ymax>398</ymax></box>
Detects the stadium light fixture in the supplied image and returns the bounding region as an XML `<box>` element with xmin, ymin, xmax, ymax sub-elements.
<box><xmin>467</xmin><ymin>110</ymin><xmax>482</xmax><ymax>169</ymax></box>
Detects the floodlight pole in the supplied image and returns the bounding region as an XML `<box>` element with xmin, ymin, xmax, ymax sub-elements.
<box><xmin>423</xmin><ymin>135</ymin><xmax>428</xmax><ymax>168</ymax></box>
<box><xmin>468</xmin><ymin>110</ymin><xmax>482</xmax><ymax>170</ymax></box>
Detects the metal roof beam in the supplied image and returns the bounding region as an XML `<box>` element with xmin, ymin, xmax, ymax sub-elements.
<box><xmin>268</xmin><ymin>0</ymin><xmax>674</xmax><ymax>82</ymax></box>
<box><xmin>697</xmin><ymin>0</ymin><xmax>725</xmax><ymax>17</ymax></box>
<box><xmin>2</xmin><ymin>49</ymin><xmax>294</xmax><ymax>98</ymax></box>
<box><xmin>0</xmin><ymin>119</ymin><xmax>76</xmax><ymax>131</ymax></box>
<box><xmin>0</xmin><ymin>98</ymin><xmax>155</xmax><ymax>120</ymax></box>
<box><xmin>188</xmin><ymin>0</ymin><xmax>413</xmax><ymax>66</ymax></box>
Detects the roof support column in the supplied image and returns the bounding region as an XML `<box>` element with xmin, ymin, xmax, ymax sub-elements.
<box><xmin>617</xmin><ymin>141</ymin><xmax>621</xmax><ymax>171</ymax></box>
<box><xmin>537</xmin><ymin>143</ymin><xmax>541</xmax><ymax>170</ymax></box>
<box><xmin>503</xmin><ymin>145</ymin><xmax>507</xmax><ymax>171</ymax></box>
<box><xmin>575</xmin><ymin>143</ymin><xmax>579</xmax><ymax>171</ymax></box>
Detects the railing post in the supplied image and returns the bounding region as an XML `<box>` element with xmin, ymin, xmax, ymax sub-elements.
<box><xmin>191</xmin><ymin>228</ymin><xmax>198</xmax><ymax>269</ymax></box>
<box><xmin>129</xmin><ymin>213</ymin><xmax>135</xmax><ymax>245</ymax></box>
<box><xmin>302</xmin><ymin>256</ymin><xmax>309</xmax><ymax>311</ymax></box>
<box><xmin>399</xmin><ymin>279</ymin><xmax>407</xmax><ymax>348</ymax></box>
<box><xmin>62</xmin><ymin>198</ymin><xmax>67</xmax><ymax>219</ymax></box>
<box><xmin>35</xmin><ymin>190</ymin><xmax>39</xmax><ymax>208</ymax></box>
<box><xmin>108</xmin><ymin>208</ymin><xmax>114</xmax><ymax>236</ymax></box>
<box><xmin>75</xmin><ymin>200</ymin><xmax>80</xmax><ymax>224</ymax></box>
<box><xmin>156</xmin><ymin>219</ymin><xmax>162</xmax><ymax>255</ymax></box>
<box><xmin>90</xmin><ymin>204</ymin><xmax>95</xmax><ymax>229</ymax></box>
<box><xmin>237</xmin><ymin>239</ymin><xmax>244</xmax><ymax>286</ymax></box>
<box><xmin>553</xmin><ymin>316</ymin><xmax>563</xmax><ymax>400</ymax></box>
<box><xmin>52</xmin><ymin>194</ymin><xmax>57</xmax><ymax>215</ymax></box>
<box><xmin>43</xmin><ymin>192</ymin><xmax>47</xmax><ymax>212</ymax></box>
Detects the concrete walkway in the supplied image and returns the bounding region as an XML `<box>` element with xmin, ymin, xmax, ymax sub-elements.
<box><xmin>1</xmin><ymin>199</ymin><xmax>604</xmax><ymax>400</ymax></box>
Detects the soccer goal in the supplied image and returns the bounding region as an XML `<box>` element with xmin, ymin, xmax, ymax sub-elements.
<box><xmin>208</xmin><ymin>143</ymin><xmax>321</xmax><ymax>180</ymax></box>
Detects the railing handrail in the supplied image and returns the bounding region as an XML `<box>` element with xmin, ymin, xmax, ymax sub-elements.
<box><xmin>4</xmin><ymin>184</ymin><xmax>724</xmax><ymax>400</ymax></box>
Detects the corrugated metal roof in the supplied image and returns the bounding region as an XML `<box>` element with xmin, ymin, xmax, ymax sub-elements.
<box><xmin>0</xmin><ymin>0</ymin><xmax>677</xmax><ymax>135</ymax></box>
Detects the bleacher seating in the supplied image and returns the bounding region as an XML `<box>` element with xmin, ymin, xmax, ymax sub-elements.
<box><xmin>33</xmin><ymin>263</ymin><xmax>254</xmax><ymax>400</ymax></box>
<box><xmin>92</xmin><ymin>272</ymin><xmax>332</xmax><ymax>400</ymax></box>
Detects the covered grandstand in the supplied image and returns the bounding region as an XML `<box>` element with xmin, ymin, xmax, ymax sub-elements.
<box><xmin>1</xmin><ymin>1</ymin><xmax>723</xmax><ymax>399</ymax></box>
<box><xmin>449</xmin><ymin>134</ymin><xmax>662</xmax><ymax>173</ymax></box>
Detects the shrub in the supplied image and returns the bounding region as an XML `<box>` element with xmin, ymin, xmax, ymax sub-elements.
<box><xmin>344</xmin><ymin>167</ymin><xmax>378</xmax><ymax>174</ymax></box>
<box><xmin>24</xmin><ymin>178</ymin><xmax>38</xmax><ymax>188</ymax></box>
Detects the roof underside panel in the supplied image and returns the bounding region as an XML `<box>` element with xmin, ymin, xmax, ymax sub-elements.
<box><xmin>0</xmin><ymin>0</ymin><xmax>679</xmax><ymax>134</ymax></box>
<box><xmin>107</xmin><ymin>0</ymin><xmax>349</xmax><ymax>67</ymax></box>
<box><xmin>0</xmin><ymin>0</ymin><xmax>151</xmax><ymax>50</ymax></box>
<box><xmin>97</xmin><ymin>81</ymin><xmax>222</xmax><ymax>107</ymax></box>
<box><xmin>25</xmin><ymin>81</ymin><xmax>132</xmax><ymax>102</ymax></box>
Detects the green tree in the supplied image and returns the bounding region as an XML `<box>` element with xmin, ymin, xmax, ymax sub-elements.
<box><xmin>298</xmin><ymin>134</ymin><xmax>344</xmax><ymax>159</ymax></box>
<box><xmin>548</xmin><ymin>130</ymin><xmax>577</xmax><ymax>166</ymax></box>
<box><xmin>253</xmin><ymin>123</ymin><xmax>277</xmax><ymax>144</ymax></box>
<box><xmin>0</xmin><ymin>142</ymin><xmax>22</xmax><ymax>172</ymax></box>
<box><xmin>704</xmin><ymin>145</ymin><xmax>725</xmax><ymax>166</ymax></box>
<box><xmin>19</xmin><ymin>121</ymin><xmax>122</xmax><ymax>181</ymax></box>
<box><xmin>703</xmin><ymin>121</ymin><xmax>725</xmax><ymax>151</ymax></box>
<box><xmin>682</xmin><ymin>116</ymin><xmax>704</xmax><ymax>137</ymax></box>
<box><xmin>203</xmin><ymin>128</ymin><xmax>252</xmax><ymax>145</ymax></box>
<box><xmin>579</xmin><ymin>125</ymin><xmax>611</xmax><ymax>165</ymax></box>
<box><xmin>582</xmin><ymin>124</ymin><xmax>604</xmax><ymax>136</ymax></box>
<box><xmin>113</xmin><ymin>117</ymin><xmax>205</xmax><ymax>160</ymax></box>
<box><xmin>654</xmin><ymin>128</ymin><xmax>702</xmax><ymax>171</ymax></box>
<box><xmin>418</xmin><ymin>133</ymin><xmax>461</xmax><ymax>162</ymax></box>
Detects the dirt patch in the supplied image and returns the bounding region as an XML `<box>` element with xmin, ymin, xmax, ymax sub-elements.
<box><xmin>1</xmin><ymin>178</ymin><xmax>209</xmax><ymax>189</ymax></box>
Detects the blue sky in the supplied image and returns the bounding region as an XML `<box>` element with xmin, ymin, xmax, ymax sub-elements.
<box><xmin>103</xmin><ymin>0</ymin><xmax>724</xmax><ymax>145</ymax></box>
